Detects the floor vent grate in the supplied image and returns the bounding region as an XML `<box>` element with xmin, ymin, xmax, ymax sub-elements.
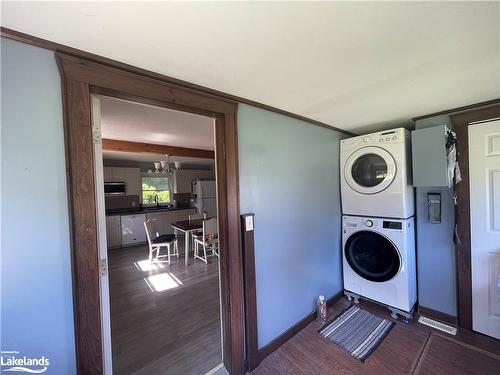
<box><xmin>418</xmin><ymin>316</ymin><xmax>457</xmax><ymax>335</ymax></box>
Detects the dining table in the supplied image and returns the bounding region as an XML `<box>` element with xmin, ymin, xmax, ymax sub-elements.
<box><xmin>171</xmin><ymin>218</ymin><xmax>204</xmax><ymax>266</ymax></box>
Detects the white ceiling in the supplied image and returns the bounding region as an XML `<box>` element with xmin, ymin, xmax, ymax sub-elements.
<box><xmin>2</xmin><ymin>2</ymin><xmax>499</xmax><ymax>133</ymax></box>
<box><xmin>99</xmin><ymin>95</ymin><xmax>215</xmax><ymax>150</ymax></box>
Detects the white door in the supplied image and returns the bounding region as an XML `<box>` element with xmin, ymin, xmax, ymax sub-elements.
<box><xmin>91</xmin><ymin>96</ymin><xmax>113</xmax><ymax>374</ymax></box>
<box><xmin>469</xmin><ymin>119</ymin><xmax>500</xmax><ymax>340</ymax></box>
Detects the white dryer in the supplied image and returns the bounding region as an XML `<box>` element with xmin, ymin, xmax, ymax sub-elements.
<box><xmin>342</xmin><ymin>215</ymin><xmax>416</xmax><ymax>313</ymax></box>
<box><xmin>340</xmin><ymin>128</ymin><xmax>414</xmax><ymax>218</ymax></box>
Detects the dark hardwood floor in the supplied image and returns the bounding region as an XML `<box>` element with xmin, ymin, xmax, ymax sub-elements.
<box><xmin>108</xmin><ymin>242</ymin><xmax>222</xmax><ymax>375</ymax></box>
<box><xmin>252</xmin><ymin>297</ymin><xmax>500</xmax><ymax>375</ymax></box>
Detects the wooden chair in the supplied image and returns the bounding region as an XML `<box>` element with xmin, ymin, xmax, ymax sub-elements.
<box><xmin>144</xmin><ymin>218</ymin><xmax>178</xmax><ymax>265</ymax></box>
<box><xmin>193</xmin><ymin>217</ymin><xmax>219</xmax><ymax>263</ymax></box>
<box><xmin>189</xmin><ymin>212</ymin><xmax>207</xmax><ymax>221</ymax></box>
<box><xmin>190</xmin><ymin>212</ymin><xmax>207</xmax><ymax>248</ymax></box>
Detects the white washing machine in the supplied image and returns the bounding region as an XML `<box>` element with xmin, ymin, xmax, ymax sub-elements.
<box><xmin>340</xmin><ymin>128</ymin><xmax>414</xmax><ymax>218</ymax></box>
<box><xmin>342</xmin><ymin>215</ymin><xmax>416</xmax><ymax>313</ymax></box>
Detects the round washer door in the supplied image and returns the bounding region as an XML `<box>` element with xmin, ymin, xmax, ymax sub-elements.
<box><xmin>344</xmin><ymin>230</ymin><xmax>401</xmax><ymax>282</ymax></box>
<box><xmin>344</xmin><ymin>146</ymin><xmax>396</xmax><ymax>194</ymax></box>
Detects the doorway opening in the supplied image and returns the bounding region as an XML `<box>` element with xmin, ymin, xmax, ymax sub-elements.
<box><xmin>93</xmin><ymin>94</ymin><xmax>224</xmax><ymax>374</ymax></box>
<box><xmin>57</xmin><ymin>53</ymin><xmax>244</xmax><ymax>375</ymax></box>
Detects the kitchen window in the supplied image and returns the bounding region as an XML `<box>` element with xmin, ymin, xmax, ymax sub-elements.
<box><xmin>142</xmin><ymin>175</ymin><xmax>171</xmax><ymax>205</ymax></box>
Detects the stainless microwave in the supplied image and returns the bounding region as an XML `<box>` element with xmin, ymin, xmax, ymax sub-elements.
<box><xmin>104</xmin><ymin>182</ymin><xmax>126</xmax><ymax>195</ymax></box>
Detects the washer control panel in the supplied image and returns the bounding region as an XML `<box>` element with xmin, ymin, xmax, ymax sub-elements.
<box><xmin>343</xmin><ymin>216</ymin><xmax>381</xmax><ymax>229</ymax></box>
<box><xmin>343</xmin><ymin>216</ymin><xmax>408</xmax><ymax>234</ymax></box>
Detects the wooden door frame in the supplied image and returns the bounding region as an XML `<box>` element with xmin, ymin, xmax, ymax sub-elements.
<box><xmin>56</xmin><ymin>53</ymin><xmax>244</xmax><ymax>374</ymax></box>
<box><xmin>450</xmin><ymin>102</ymin><xmax>500</xmax><ymax>330</ymax></box>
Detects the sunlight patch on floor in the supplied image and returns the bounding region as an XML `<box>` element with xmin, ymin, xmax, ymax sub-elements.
<box><xmin>146</xmin><ymin>273</ymin><xmax>180</xmax><ymax>292</ymax></box>
<box><xmin>135</xmin><ymin>259</ymin><xmax>166</xmax><ymax>271</ymax></box>
<box><xmin>169</xmin><ymin>272</ymin><xmax>184</xmax><ymax>285</ymax></box>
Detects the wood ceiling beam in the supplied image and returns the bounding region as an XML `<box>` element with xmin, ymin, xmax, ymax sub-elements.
<box><xmin>102</xmin><ymin>138</ymin><xmax>215</xmax><ymax>159</ymax></box>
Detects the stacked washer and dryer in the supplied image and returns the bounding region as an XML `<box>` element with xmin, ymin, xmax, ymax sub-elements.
<box><xmin>340</xmin><ymin>128</ymin><xmax>416</xmax><ymax>319</ymax></box>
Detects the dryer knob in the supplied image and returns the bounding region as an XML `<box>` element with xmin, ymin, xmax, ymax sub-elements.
<box><xmin>365</xmin><ymin>220</ymin><xmax>374</xmax><ymax>227</ymax></box>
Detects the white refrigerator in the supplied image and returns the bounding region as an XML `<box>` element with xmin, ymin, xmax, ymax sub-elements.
<box><xmin>192</xmin><ymin>179</ymin><xmax>217</xmax><ymax>217</ymax></box>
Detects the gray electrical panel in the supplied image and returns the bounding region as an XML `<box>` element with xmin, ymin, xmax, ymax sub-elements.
<box><xmin>411</xmin><ymin>125</ymin><xmax>448</xmax><ymax>187</ymax></box>
<box><xmin>427</xmin><ymin>192</ymin><xmax>442</xmax><ymax>223</ymax></box>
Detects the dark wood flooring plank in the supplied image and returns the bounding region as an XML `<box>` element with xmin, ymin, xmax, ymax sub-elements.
<box><xmin>415</xmin><ymin>333</ymin><xmax>500</xmax><ymax>375</ymax></box>
<box><xmin>108</xmin><ymin>243</ymin><xmax>222</xmax><ymax>375</ymax></box>
<box><xmin>252</xmin><ymin>298</ymin><xmax>500</xmax><ymax>375</ymax></box>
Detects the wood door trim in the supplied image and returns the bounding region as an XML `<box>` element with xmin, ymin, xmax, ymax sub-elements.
<box><xmin>413</xmin><ymin>98</ymin><xmax>500</xmax><ymax>121</ymax></box>
<box><xmin>57</xmin><ymin>53</ymin><xmax>244</xmax><ymax>374</ymax></box>
<box><xmin>1</xmin><ymin>26</ymin><xmax>353</xmax><ymax>136</ymax></box>
<box><xmin>240</xmin><ymin>213</ymin><xmax>258</xmax><ymax>371</ymax></box>
<box><xmin>61</xmin><ymin>79</ymin><xmax>103</xmax><ymax>373</ymax></box>
<box><xmin>57</xmin><ymin>53</ymin><xmax>237</xmax><ymax>113</ymax></box>
<box><xmin>450</xmin><ymin>103</ymin><xmax>500</xmax><ymax>330</ymax></box>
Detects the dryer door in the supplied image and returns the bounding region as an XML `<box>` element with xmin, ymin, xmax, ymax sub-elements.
<box><xmin>344</xmin><ymin>230</ymin><xmax>401</xmax><ymax>282</ymax></box>
<box><xmin>344</xmin><ymin>146</ymin><xmax>396</xmax><ymax>194</ymax></box>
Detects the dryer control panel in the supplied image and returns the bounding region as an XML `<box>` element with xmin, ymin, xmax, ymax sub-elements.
<box><xmin>376</xmin><ymin>130</ymin><xmax>400</xmax><ymax>144</ymax></box>
<box><xmin>341</xmin><ymin>127</ymin><xmax>408</xmax><ymax>147</ymax></box>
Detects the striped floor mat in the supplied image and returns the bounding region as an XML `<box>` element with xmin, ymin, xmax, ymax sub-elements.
<box><xmin>318</xmin><ymin>305</ymin><xmax>394</xmax><ymax>361</ymax></box>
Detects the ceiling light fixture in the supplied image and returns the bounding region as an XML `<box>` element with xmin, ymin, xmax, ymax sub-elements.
<box><xmin>154</xmin><ymin>154</ymin><xmax>170</xmax><ymax>173</ymax></box>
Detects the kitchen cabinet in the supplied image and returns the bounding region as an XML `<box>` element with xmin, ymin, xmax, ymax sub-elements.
<box><xmin>124</xmin><ymin>168</ymin><xmax>141</xmax><ymax>195</ymax></box>
<box><xmin>112</xmin><ymin>167</ymin><xmax>125</xmax><ymax>182</ymax></box>
<box><xmin>146</xmin><ymin>208</ymin><xmax>197</xmax><ymax>236</ymax></box>
<box><xmin>106</xmin><ymin>215</ymin><xmax>122</xmax><ymax>248</ymax></box>
<box><xmin>145</xmin><ymin>211</ymin><xmax>167</xmax><ymax>235</ymax></box>
<box><xmin>103</xmin><ymin>167</ymin><xmax>113</xmax><ymax>183</ymax></box>
<box><xmin>121</xmin><ymin>214</ymin><xmax>147</xmax><ymax>246</ymax></box>
<box><xmin>103</xmin><ymin>167</ymin><xmax>141</xmax><ymax>195</ymax></box>
<box><xmin>171</xmin><ymin>208</ymin><xmax>197</xmax><ymax>222</ymax></box>
<box><xmin>104</xmin><ymin>167</ymin><xmax>125</xmax><ymax>182</ymax></box>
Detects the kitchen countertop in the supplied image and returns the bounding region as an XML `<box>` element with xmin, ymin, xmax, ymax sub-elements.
<box><xmin>106</xmin><ymin>206</ymin><xmax>196</xmax><ymax>217</ymax></box>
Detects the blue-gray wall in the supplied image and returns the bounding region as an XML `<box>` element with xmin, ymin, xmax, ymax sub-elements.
<box><xmin>238</xmin><ymin>104</ymin><xmax>345</xmax><ymax>348</ymax></box>
<box><xmin>1</xmin><ymin>38</ymin><xmax>76</xmax><ymax>373</ymax></box>
<box><xmin>1</xmin><ymin>37</ymin><xmax>346</xmax><ymax>364</ymax></box>
<box><xmin>414</xmin><ymin>115</ymin><xmax>457</xmax><ymax>316</ymax></box>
